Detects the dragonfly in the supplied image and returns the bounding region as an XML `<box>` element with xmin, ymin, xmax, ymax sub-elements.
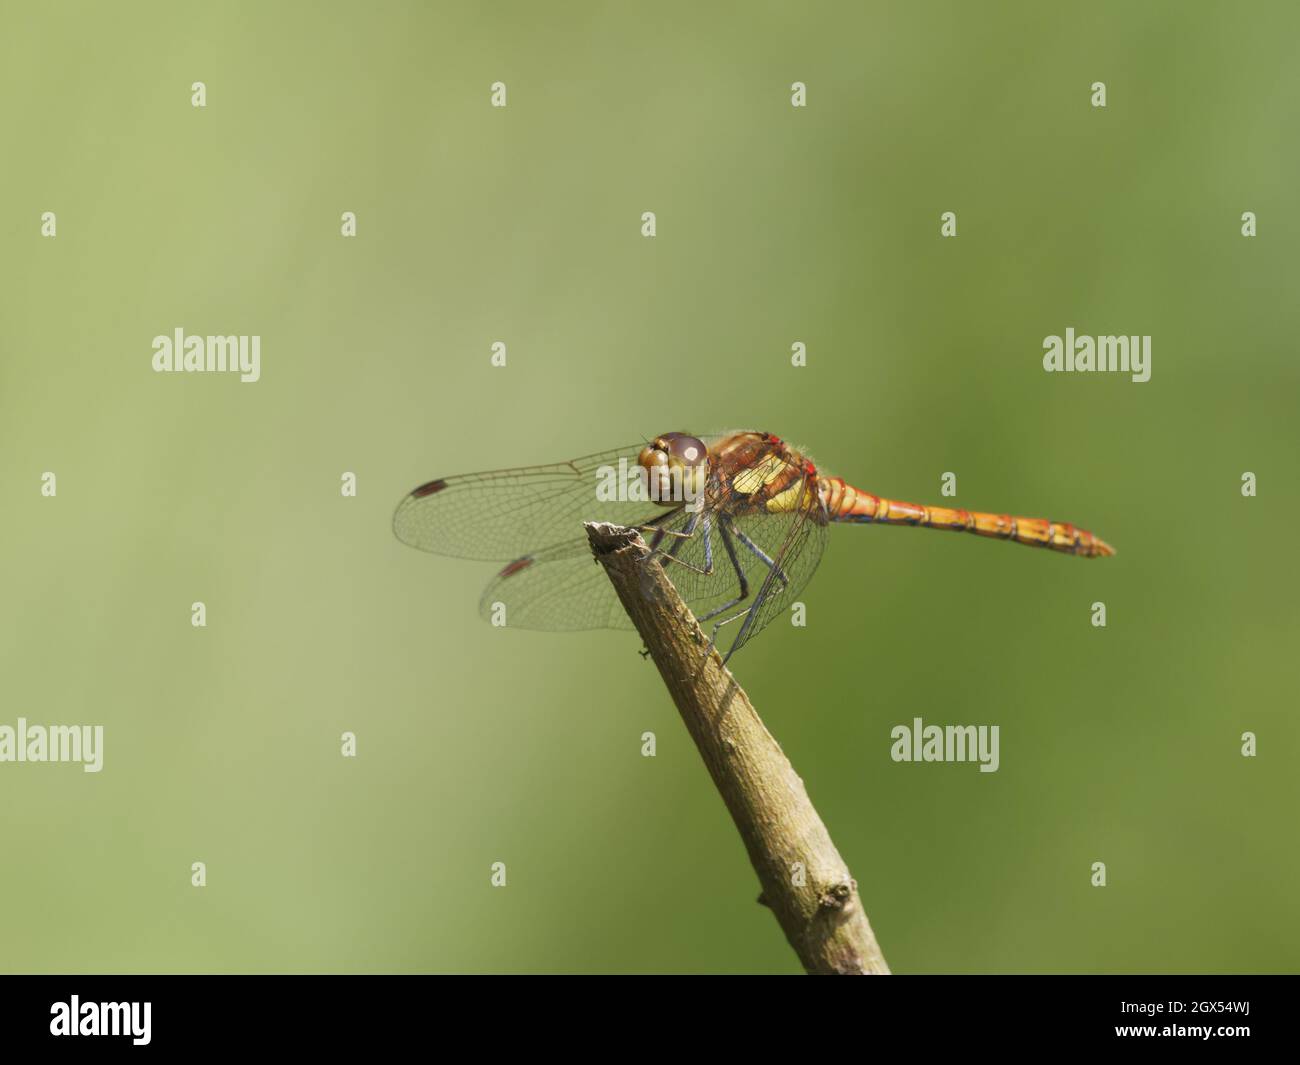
<box><xmin>393</xmin><ymin>430</ymin><xmax>1114</xmax><ymax>663</ymax></box>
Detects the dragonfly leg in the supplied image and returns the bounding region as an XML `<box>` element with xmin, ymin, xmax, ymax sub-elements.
<box><xmin>639</xmin><ymin>508</ymin><xmax>693</xmax><ymax>593</ymax></box>
<box><xmin>705</xmin><ymin>518</ymin><xmax>795</xmax><ymax>664</ymax></box>
<box><xmin>731</xmin><ymin>526</ymin><xmax>790</xmax><ymax>588</ymax></box>
<box><xmin>696</xmin><ymin>521</ymin><xmax>750</xmax><ymax>625</ymax></box>
<box><xmin>637</xmin><ymin>507</ymin><xmax>686</xmax><ymax>554</ymax></box>
<box><xmin>639</xmin><ymin>510</ymin><xmax>717</xmax><ymax>602</ymax></box>
<box><xmin>632</xmin><ymin>500</ymin><xmax>705</xmax><ymax>550</ymax></box>
<box><xmin>647</xmin><ymin>513</ymin><xmax>717</xmax><ymax>579</ymax></box>
<box><xmin>720</xmin><ymin>600</ymin><xmax>765</xmax><ymax>664</ymax></box>
<box><xmin>691</xmin><ymin>522</ymin><xmax>773</xmax><ymax>668</ymax></box>
<box><xmin>701</xmin><ymin>603</ymin><xmax>755</xmax><ymax>665</ymax></box>
<box><xmin>701</xmin><ymin>514</ymin><xmax>714</xmax><ymax>573</ymax></box>
<box><xmin>704</xmin><ymin>589</ymin><xmax>772</xmax><ymax>665</ymax></box>
<box><xmin>634</xmin><ymin>524</ymin><xmax>696</xmax><ymax>541</ymax></box>
<box><xmin>641</xmin><ymin>509</ymin><xmax>696</xmax><ymax>596</ymax></box>
<box><xmin>636</xmin><ymin>523</ymin><xmax>697</xmax><ymax>554</ymax></box>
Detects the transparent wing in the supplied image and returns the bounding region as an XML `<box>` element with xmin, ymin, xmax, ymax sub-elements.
<box><xmin>474</xmin><ymin>474</ymin><xmax>829</xmax><ymax>659</ymax></box>
<box><xmin>393</xmin><ymin>442</ymin><xmax>656</xmax><ymax>562</ymax></box>
<box><xmin>475</xmin><ymin>505</ymin><xmax>699</xmax><ymax>633</ymax></box>
<box><xmin>478</xmin><ymin>542</ymin><xmax>636</xmax><ymax>632</ymax></box>
<box><xmin>716</xmin><ymin>486</ymin><xmax>828</xmax><ymax>658</ymax></box>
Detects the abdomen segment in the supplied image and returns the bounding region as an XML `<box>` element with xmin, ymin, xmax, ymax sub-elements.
<box><xmin>821</xmin><ymin>478</ymin><xmax>1114</xmax><ymax>558</ymax></box>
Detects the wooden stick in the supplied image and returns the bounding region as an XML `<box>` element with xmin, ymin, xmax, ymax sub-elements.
<box><xmin>585</xmin><ymin>522</ymin><xmax>890</xmax><ymax>975</ymax></box>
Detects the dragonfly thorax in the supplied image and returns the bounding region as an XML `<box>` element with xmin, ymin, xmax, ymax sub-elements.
<box><xmin>637</xmin><ymin>432</ymin><xmax>708</xmax><ymax>507</ymax></box>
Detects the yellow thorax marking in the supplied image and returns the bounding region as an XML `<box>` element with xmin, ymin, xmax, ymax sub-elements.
<box><xmin>731</xmin><ymin>453</ymin><xmax>787</xmax><ymax>495</ymax></box>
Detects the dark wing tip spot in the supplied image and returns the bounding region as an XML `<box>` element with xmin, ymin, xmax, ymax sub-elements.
<box><xmin>499</xmin><ymin>556</ymin><xmax>534</xmax><ymax>578</ymax></box>
<box><xmin>411</xmin><ymin>478</ymin><xmax>448</xmax><ymax>498</ymax></box>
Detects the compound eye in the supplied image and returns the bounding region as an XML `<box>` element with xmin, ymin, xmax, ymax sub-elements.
<box><xmin>665</xmin><ymin>434</ymin><xmax>707</xmax><ymax>467</ymax></box>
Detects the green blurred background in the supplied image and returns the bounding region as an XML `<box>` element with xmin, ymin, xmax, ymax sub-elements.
<box><xmin>1</xmin><ymin>1</ymin><xmax>1296</xmax><ymax>973</ymax></box>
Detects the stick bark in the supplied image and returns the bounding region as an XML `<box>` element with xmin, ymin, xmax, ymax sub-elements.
<box><xmin>586</xmin><ymin>522</ymin><xmax>890</xmax><ymax>975</ymax></box>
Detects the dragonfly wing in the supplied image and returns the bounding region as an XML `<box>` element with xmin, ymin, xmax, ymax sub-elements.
<box><xmin>475</xmin><ymin>506</ymin><xmax>705</xmax><ymax>632</ymax></box>
<box><xmin>393</xmin><ymin>443</ymin><xmax>657</xmax><ymax>561</ymax></box>
<box><xmin>474</xmin><ymin>500</ymin><xmax>779</xmax><ymax>635</ymax></box>
<box><xmin>625</xmin><ymin>487</ymin><xmax>829</xmax><ymax>657</ymax></box>
<box><xmin>473</xmin><ymin>482</ymin><xmax>828</xmax><ymax>649</ymax></box>
<box><xmin>478</xmin><ymin>540</ymin><xmax>635</xmax><ymax>632</ymax></box>
<box><xmin>725</xmin><ymin>507</ymin><xmax>827</xmax><ymax>657</ymax></box>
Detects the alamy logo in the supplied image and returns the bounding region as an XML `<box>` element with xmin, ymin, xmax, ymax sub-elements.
<box><xmin>890</xmin><ymin>717</ymin><xmax>1000</xmax><ymax>773</ymax></box>
<box><xmin>152</xmin><ymin>327</ymin><xmax>261</xmax><ymax>382</ymax></box>
<box><xmin>1043</xmin><ymin>328</ymin><xmax>1151</xmax><ymax>382</ymax></box>
<box><xmin>595</xmin><ymin>458</ymin><xmax>703</xmax><ymax>504</ymax></box>
<box><xmin>0</xmin><ymin>718</ymin><xmax>103</xmax><ymax>772</ymax></box>
<box><xmin>50</xmin><ymin>996</ymin><xmax>150</xmax><ymax>1045</ymax></box>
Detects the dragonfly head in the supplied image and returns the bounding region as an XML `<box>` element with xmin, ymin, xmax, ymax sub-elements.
<box><xmin>637</xmin><ymin>432</ymin><xmax>708</xmax><ymax>507</ymax></box>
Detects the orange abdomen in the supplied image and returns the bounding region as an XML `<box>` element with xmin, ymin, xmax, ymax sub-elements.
<box><xmin>820</xmin><ymin>477</ymin><xmax>1114</xmax><ymax>558</ymax></box>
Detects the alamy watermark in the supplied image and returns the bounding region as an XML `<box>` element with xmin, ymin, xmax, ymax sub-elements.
<box><xmin>891</xmin><ymin>717</ymin><xmax>999</xmax><ymax>773</ymax></box>
<box><xmin>151</xmin><ymin>328</ymin><xmax>260</xmax><ymax>382</ymax></box>
<box><xmin>1043</xmin><ymin>328</ymin><xmax>1151</xmax><ymax>383</ymax></box>
<box><xmin>50</xmin><ymin>996</ymin><xmax>149</xmax><ymax>1045</ymax></box>
<box><xmin>595</xmin><ymin>458</ymin><xmax>703</xmax><ymax>505</ymax></box>
<box><xmin>0</xmin><ymin>718</ymin><xmax>103</xmax><ymax>772</ymax></box>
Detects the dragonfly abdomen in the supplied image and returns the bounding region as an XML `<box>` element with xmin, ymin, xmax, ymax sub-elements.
<box><xmin>820</xmin><ymin>477</ymin><xmax>1114</xmax><ymax>558</ymax></box>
